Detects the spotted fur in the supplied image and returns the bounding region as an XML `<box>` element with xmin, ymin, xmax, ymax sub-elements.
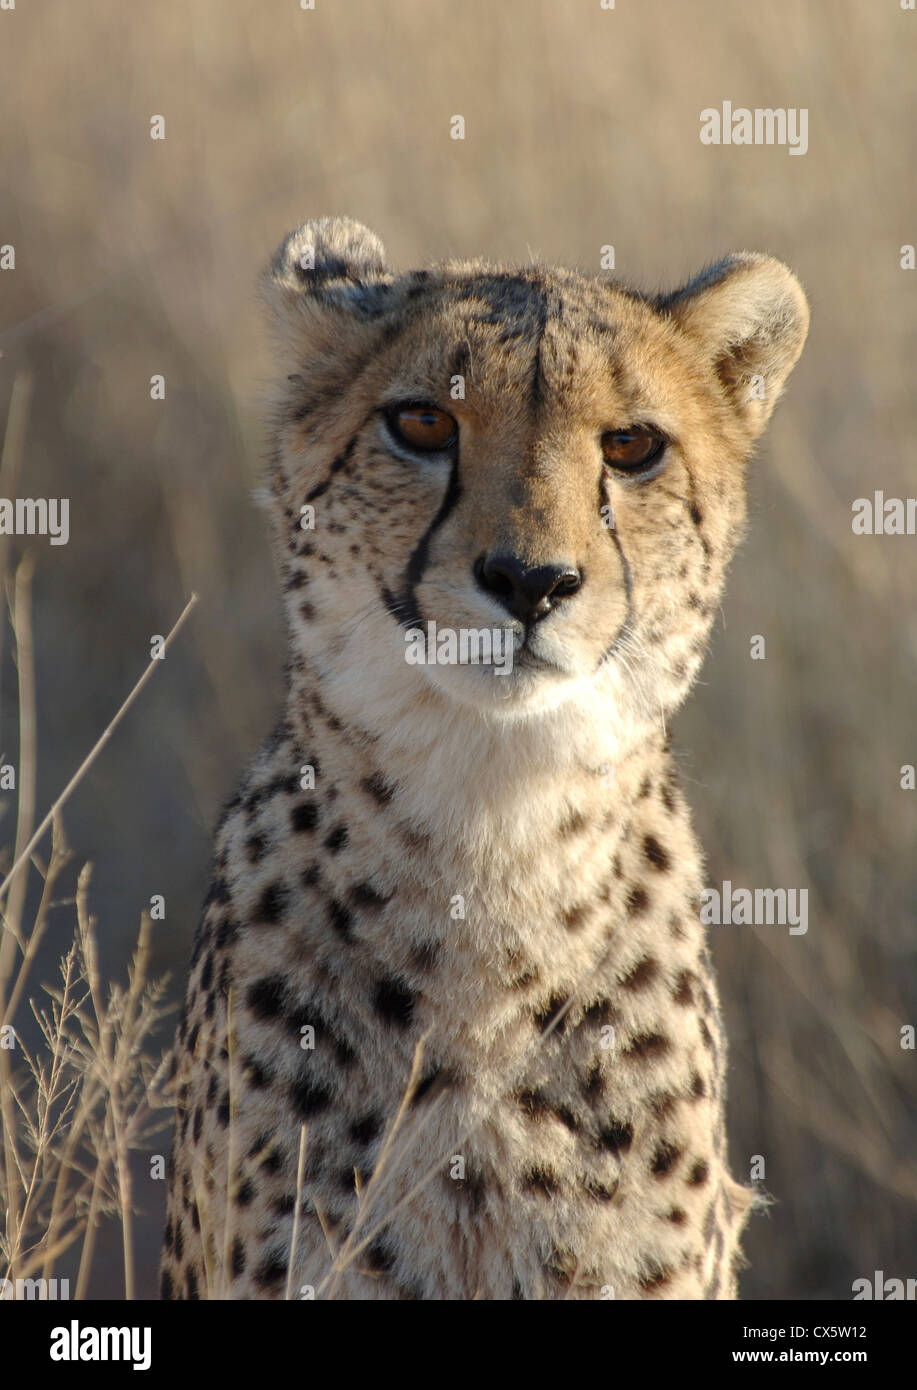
<box><xmin>161</xmin><ymin>218</ymin><xmax>808</xmax><ymax>1300</ymax></box>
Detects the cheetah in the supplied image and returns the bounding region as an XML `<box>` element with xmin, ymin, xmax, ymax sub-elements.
<box><xmin>161</xmin><ymin>218</ymin><xmax>808</xmax><ymax>1300</ymax></box>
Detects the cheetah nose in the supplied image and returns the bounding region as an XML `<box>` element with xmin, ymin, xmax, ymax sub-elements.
<box><xmin>474</xmin><ymin>552</ymin><xmax>583</xmax><ymax>624</ymax></box>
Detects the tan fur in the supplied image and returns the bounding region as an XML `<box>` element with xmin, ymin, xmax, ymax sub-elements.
<box><xmin>161</xmin><ymin>219</ymin><xmax>807</xmax><ymax>1300</ymax></box>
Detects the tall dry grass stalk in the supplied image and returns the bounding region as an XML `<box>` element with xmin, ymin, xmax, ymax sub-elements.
<box><xmin>0</xmin><ymin>429</ymin><xmax>198</xmax><ymax>1294</ymax></box>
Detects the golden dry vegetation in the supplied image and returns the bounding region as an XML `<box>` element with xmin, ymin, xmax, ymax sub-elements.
<box><xmin>0</xmin><ymin>0</ymin><xmax>915</xmax><ymax>1298</ymax></box>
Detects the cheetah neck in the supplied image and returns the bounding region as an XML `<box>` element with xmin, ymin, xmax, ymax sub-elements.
<box><xmin>283</xmin><ymin>653</ymin><xmax>687</xmax><ymax>976</ymax></box>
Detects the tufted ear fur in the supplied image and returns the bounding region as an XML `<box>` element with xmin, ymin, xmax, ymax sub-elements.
<box><xmin>657</xmin><ymin>253</ymin><xmax>809</xmax><ymax>432</ymax></box>
<box><xmin>261</xmin><ymin>217</ymin><xmax>394</xmax><ymax>371</ymax></box>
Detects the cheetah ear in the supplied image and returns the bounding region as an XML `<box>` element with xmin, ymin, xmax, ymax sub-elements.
<box><xmin>262</xmin><ymin>217</ymin><xmax>393</xmax><ymax>340</ymax></box>
<box><xmin>657</xmin><ymin>254</ymin><xmax>809</xmax><ymax>431</ymax></box>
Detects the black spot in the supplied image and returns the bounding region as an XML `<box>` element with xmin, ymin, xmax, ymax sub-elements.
<box><xmin>274</xmin><ymin>1193</ymin><xmax>297</xmax><ymax>1214</ymax></box>
<box><xmin>349</xmin><ymin>1112</ymin><xmax>382</xmax><ymax>1145</ymax></box>
<box><xmin>534</xmin><ymin>994</ymin><xmax>569</xmax><ymax>1034</ymax></box>
<box><xmin>621</xmin><ymin>957</ymin><xmax>659</xmax><ymax>991</ymax></box>
<box><xmin>351</xmin><ymin>881</ymin><xmax>391</xmax><ymax>909</ymax></box>
<box><xmin>365</xmin><ymin>1239</ymin><xmax>396</xmax><ymax>1273</ymax></box>
<box><xmin>643</xmin><ymin>834</ymin><xmax>670</xmax><ymax>871</ymax></box>
<box><xmin>651</xmin><ymin>1092</ymin><xmax>678</xmax><ymax>1120</ymax></box>
<box><xmin>289</xmin><ymin>1075</ymin><xmax>334</xmax><ymax>1119</ymax></box>
<box><xmin>688</xmin><ymin>1159</ymin><xmax>710</xmax><ymax>1186</ymax></box>
<box><xmin>596</xmin><ymin>1120</ymin><xmax>633</xmax><ymax>1155</ymax></box>
<box><xmin>324</xmin><ymin>823</ymin><xmax>349</xmax><ymax>854</ymax></box>
<box><xmin>205</xmin><ymin>878</ymin><xmax>231</xmax><ymax>908</ymax></box>
<box><xmin>218</xmin><ymin>956</ymin><xmax>232</xmax><ymax>996</ymax></box>
<box><xmin>523</xmin><ymin>1166</ymin><xmax>559</xmax><ymax>1196</ymax></box>
<box><xmin>247</xmin><ymin>1130</ymin><xmax>273</xmax><ymax>1160</ymax></box>
<box><xmin>517</xmin><ymin>1089</ymin><xmax>550</xmax><ymax>1121</ymax></box>
<box><xmin>185</xmin><ymin>1267</ymin><xmax>200</xmax><ymax>1300</ymax></box>
<box><xmin>160</xmin><ymin>1269</ymin><xmax>174</xmax><ymax>1299</ymax></box>
<box><xmin>291</xmin><ymin>802</ymin><xmax>319</xmax><ymax>833</ymax></box>
<box><xmin>328</xmin><ymin>899</ymin><xmax>354</xmax><ymax>940</ymax></box>
<box><xmin>301</xmin><ymin>863</ymin><xmax>321</xmax><ymax>889</ymax></box>
<box><xmin>163</xmin><ymin>1219</ymin><xmax>174</xmax><ymax>1252</ymax></box>
<box><xmin>255</xmin><ymin>1252</ymin><xmax>287</xmax><ymax>1290</ymax></box>
<box><xmin>246</xmin><ymin>834</ymin><xmax>266</xmax><ymax>864</ymax></box>
<box><xmin>639</xmin><ymin>1263</ymin><xmax>674</xmax><ymax>1292</ymax></box>
<box><xmin>192</xmin><ymin>1108</ymin><xmax>203</xmax><ymax>1144</ymax></box>
<box><xmin>200</xmin><ymin>954</ymin><xmax>213</xmax><ymax>992</ymax></box>
<box><xmin>243</xmin><ymin>1054</ymin><xmax>273</xmax><ymax>1090</ymax></box>
<box><xmin>411</xmin><ymin>1065</ymin><xmax>450</xmax><ymax>1106</ymax></box>
<box><xmin>187</xmin><ymin>1023</ymin><xmax>200</xmax><ymax>1054</ymax></box>
<box><xmin>581</xmin><ymin>998</ymin><xmax>614</xmax><ymax>1027</ymax></box>
<box><xmin>235</xmin><ymin>1178</ymin><xmax>255</xmax><ymax>1207</ymax></box>
<box><xmin>261</xmin><ymin>1148</ymin><xmax>284</xmax><ymax>1176</ymax></box>
<box><xmin>361</xmin><ymin>773</ymin><xmax>396</xmax><ymax>805</ymax></box>
<box><xmin>231</xmin><ymin>1238</ymin><xmax>246</xmax><ymax>1278</ymax></box>
<box><xmin>217</xmin><ymin>1091</ymin><xmax>231</xmax><ymax>1127</ymax></box>
<box><xmin>584</xmin><ymin>1177</ymin><xmax>618</xmax><ymax>1202</ymax></box>
<box><xmin>626</xmin><ymin>884</ymin><xmax>650</xmax><ymax>916</ymax></box>
<box><xmin>661</xmin><ymin>772</ymin><xmax>678</xmax><ymax>814</ymax></box>
<box><xmin>374</xmin><ymin>977</ymin><xmax>415</xmax><ymax>1028</ymax></box>
<box><xmin>667</xmin><ymin>1208</ymin><xmax>687</xmax><ymax>1225</ymax></box>
<box><xmin>673</xmin><ymin>970</ymin><xmax>696</xmax><ymax>1006</ymax></box>
<box><xmin>215</xmin><ymin>916</ymin><xmax>238</xmax><ymax>949</ymax></box>
<box><xmin>173</xmin><ymin>1223</ymin><xmax>184</xmax><ymax>1260</ymax></box>
<box><xmin>624</xmin><ymin>1032</ymin><xmax>670</xmax><ymax>1061</ymax></box>
<box><xmin>651</xmin><ymin>1141</ymin><xmax>684</xmax><ymax>1177</ymax></box>
<box><xmin>247</xmin><ymin>976</ymin><xmax>286</xmax><ymax>1021</ymax></box>
<box><xmin>690</xmin><ymin>502</ymin><xmax>703</xmax><ymax>526</ymax></box>
<box><xmin>581</xmin><ymin>1061</ymin><xmax>604</xmax><ymax>1103</ymax></box>
<box><xmin>562</xmin><ymin>903</ymin><xmax>588</xmax><ymax>931</ymax></box>
<box><xmin>690</xmin><ymin>1072</ymin><xmax>706</xmax><ymax>1099</ymax></box>
<box><xmin>257</xmin><ymin>882</ymin><xmax>288</xmax><ymax>925</ymax></box>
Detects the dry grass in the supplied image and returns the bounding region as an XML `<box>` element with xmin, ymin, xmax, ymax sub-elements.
<box><xmin>0</xmin><ymin>527</ymin><xmax>194</xmax><ymax>1298</ymax></box>
<box><xmin>0</xmin><ymin>0</ymin><xmax>915</xmax><ymax>1298</ymax></box>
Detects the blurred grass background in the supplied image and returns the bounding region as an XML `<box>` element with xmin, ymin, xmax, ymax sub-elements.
<box><xmin>0</xmin><ymin>0</ymin><xmax>914</xmax><ymax>1299</ymax></box>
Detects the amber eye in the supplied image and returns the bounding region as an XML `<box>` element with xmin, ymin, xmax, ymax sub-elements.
<box><xmin>385</xmin><ymin>402</ymin><xmax>457</xmax><ymax>452</ymax></box>
<box><xmin>601</xmin><ymin>426</ymin><xmax>667</xmax><ymax>474</ymax></box>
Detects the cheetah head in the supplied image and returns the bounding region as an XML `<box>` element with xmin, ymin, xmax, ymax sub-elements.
<box><xmin>261</xmin><ymin>218</ymin><xmax>807</xmax><ymax>732</ymax></box>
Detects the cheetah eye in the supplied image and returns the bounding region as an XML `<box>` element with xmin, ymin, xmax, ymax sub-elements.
<box><xmin>385</xmin><ymin>402</ymin><xmax>457</xmax><ymax>453</ymax></box>
<box><xmin>601</xmin><ymin>426</ymin><xmax>667</xmax><ymax>476</ymax></box>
